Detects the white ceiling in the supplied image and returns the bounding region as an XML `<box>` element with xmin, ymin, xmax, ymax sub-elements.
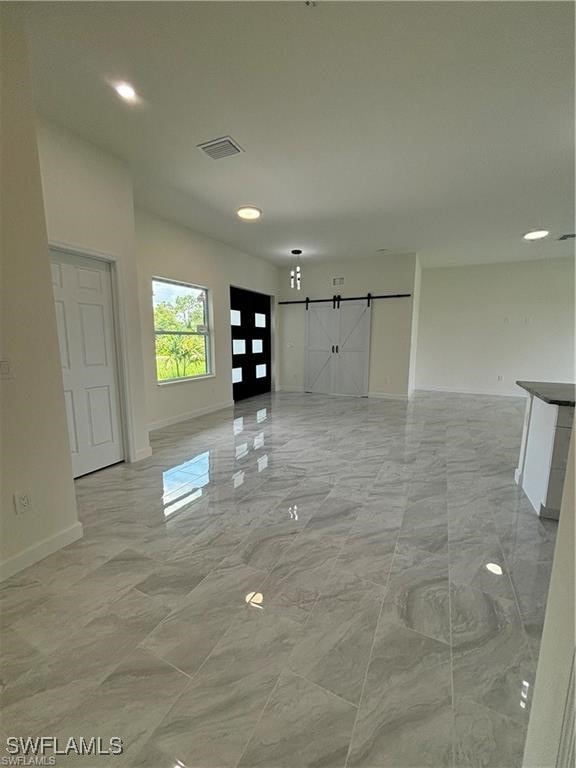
<box><xmin>25</xmin><ymin>1</ymin><xmax>574</xmax><ymax>267</ymax></box>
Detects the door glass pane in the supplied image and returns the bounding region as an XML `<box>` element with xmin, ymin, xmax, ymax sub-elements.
<box><xmin>254</xmin><ymin>313</ymin><xmax>266</xmax><ymax>328</ymax></box>
<box><xmin>235</xmin><ymin>443</ymin><xmax>248</xmax><ymax>459</ymax></box>
<box><xmin>232</xmin><ymin>367</ymin><xmax>242</xmax><ymax>383</ymax></box>
<box><xmin>233</xmin><ymin>339</ymin><xmax>246</xmax><ymax>355</ymax></box>
<box><xmin>256</xmin><ymin>364</ymin><xmax>266</xmax><ymax>379</ymax></box>
<box><xmin>231</xmin><ymin>309</ymin><xmax>241</xmax><ymax>326</ymax></box>
<box><xmin>252</xmin><ymin>339</ymin><xmax>263</xmax><ymax>354</ymax></box>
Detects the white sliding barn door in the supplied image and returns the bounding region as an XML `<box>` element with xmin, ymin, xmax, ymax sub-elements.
<box><xmin>333</xmin><ymin>301</ymin><xmax>371</xmax><ymax>396</ymax></box>
<box><xmin>304</xmin><ymin>300</ymin><xmax>371</xmax><ymax>397</ymax></box>
<box><xmin>51</xmin><ymin>251</ymin><xmax>124</xmax><ymax>477</ymax></box>
<box><xmin>304</xmin><ymin>304</ymin><xmax>338</xmax><ymax>394</ymax></box>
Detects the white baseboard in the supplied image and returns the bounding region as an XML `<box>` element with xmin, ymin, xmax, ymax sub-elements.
<box><xmin>278</xmin><ymin>387</ymin><xmax>410</xmax><ymax>400</ymax></box>
<box><xmin>415</xmin><ymin>385</ymin><xmax>527</xmax><ymax>399</ymax></box>
<box><xmin>368</xmin><ymin>391</ymin><xmax>409</xmax><ymax>401</ymax></box>
<box><xmin>0</xmin><ymin>521</ymin><xmax>84</xmax><ymax>582</ymax></box>
<box><xmin>148</xmin><ymin>400</ymin><xmax>234</xmax><ymax>432</ymax></box>
<box><xmin>131</xmin><ymin>446</ymin><xmax>153</xmax><ymax>462</ymax></box>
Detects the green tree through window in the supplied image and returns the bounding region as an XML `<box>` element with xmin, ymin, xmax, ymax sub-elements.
<box><xmin>152</xmin><ymin>279</ymin><xmax>211</xmax><ymax>382</ymax></box>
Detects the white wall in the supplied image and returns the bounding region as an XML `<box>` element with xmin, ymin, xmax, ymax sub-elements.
<box><xmin>36</xmin><ymin>119</ymin><xmax>151</xmax><ymax>460</ymax></box>
<box><xmin>0</xmin><ymin>7</ymin><xmax>81</xmax><ymax>579</ymax></box>
<box><xmin>35</xmin><ymin>120</ymin><xmax>281</xmax><ymax>439</ymax></box>
<box><xmin>416</xmin><ymin>258</ymin><xmax>575</xmax><ymax>396</ymax></box>
<box><xmin>277</xmin><ymin>254</ymin><xmax>417</xmax><ymax>398</ymax></box>
<box><xmin>135</xmin><ymin>209</ymin><xmax>280</xmax><ymax>430</ymax></box>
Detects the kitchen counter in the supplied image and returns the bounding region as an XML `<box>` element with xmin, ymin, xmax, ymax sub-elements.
<box><xmin>515</xmin><ymin>381</ymin><xmax>574</xmax><ymax>520</ymax></box>
<box><xmin>516</xmin><ymin>381</ymin><xmax>576</xmax><ymax>407</ymax></box>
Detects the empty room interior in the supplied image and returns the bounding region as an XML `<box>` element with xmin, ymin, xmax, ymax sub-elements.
<box><xmin>1</xmin><ymin>2</ymin><xmax>575</xmax><ymax>767</ymax></box>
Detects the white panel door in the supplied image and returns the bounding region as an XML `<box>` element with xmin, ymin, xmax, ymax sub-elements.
<box><xmin>304</xmin><ymin>304</ymin><xmax>338</xmax><ymax>394</ymax></box>
<box><xmin>51</xmin><ymin>251</ymin><xmax>123</xmax><ymax>477</ymax></box>
<box><xmin>333</xmin><ymin>301</ymin><xmax>371</xmax><ymax>396</ymax></box>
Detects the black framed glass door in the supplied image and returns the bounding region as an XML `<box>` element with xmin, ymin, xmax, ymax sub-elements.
<box><xmin>230</xmin><ymin>286</ymin><xmax>272</xmax><ymax>401</ymax></box>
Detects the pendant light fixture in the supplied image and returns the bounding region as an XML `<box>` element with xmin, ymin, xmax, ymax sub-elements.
<box><xmin>290</xmin><ymin>249</ymin><xmax>302</xmax><ymax>290</ymax></box>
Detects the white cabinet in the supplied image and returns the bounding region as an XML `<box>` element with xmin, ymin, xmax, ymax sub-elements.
<box><xmin>516</xmin><ymin>393</ymin><xmax>574</xmax><ymax>520</ymax></box>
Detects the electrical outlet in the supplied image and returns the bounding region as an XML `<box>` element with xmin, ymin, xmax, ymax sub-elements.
<box><xmin>13</xmin><ymin>492</ymin><xmax>32</xmax><ymax>515</ymax></box>
<box><xmin>497</xmin><ymin>375</ymin><xmax>503</xmax><ymax>382</ymax></box>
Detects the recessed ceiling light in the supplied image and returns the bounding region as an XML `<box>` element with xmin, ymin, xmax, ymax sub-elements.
<box><xmin>237</xmin><ymin>206</ymin><xmax>262</xmax><ymax>221</ymax></box>
<box><xmin>114</xmin><ymin>82</ymin><xmax>137</xmax><ymax>102</ymax></box>
<box><xmin>523</xmin><ymin>230</ymin><xmax>550</xmax><ymax>241</ymax></box>
<box><xmin>486</xmin><ymin>562</ymin><xmax>503</xmax><ymax>576</ymax></box>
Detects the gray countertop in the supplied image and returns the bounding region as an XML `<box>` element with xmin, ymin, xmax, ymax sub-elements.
<box><xmin>516</xmin><ymin>380</ymin><xmax>576</xmax><ymax>407</ymax></box>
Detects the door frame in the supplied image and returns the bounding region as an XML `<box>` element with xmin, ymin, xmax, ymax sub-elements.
<box><xmin>49</xmin><ymin>241</ymin><xmax>130</xmax><ymax>466</ymax></box>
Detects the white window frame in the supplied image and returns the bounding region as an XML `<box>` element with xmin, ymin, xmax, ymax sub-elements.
<box><xmin>152</xmin><ymin>277</ymin><xmax>214</xmax><ymax>384</ymax></box>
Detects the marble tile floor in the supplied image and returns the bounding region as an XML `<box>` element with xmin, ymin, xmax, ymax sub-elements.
<box><xmin>0</xmin><ymin>392</ymin><xmax>558</xmax><ymax>767</ymax></box>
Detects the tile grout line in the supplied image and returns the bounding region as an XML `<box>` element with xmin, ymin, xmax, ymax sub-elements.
<box><xmin>342</xmin><ymin>521</ymin><xmax>403</xmax><ymax>768</ymax></box>
<box><xmin>287</xmin><ymin>669</ymin><xmax>360</xmax><ymax>709</ymax></box>
<box><xmin>486</xmin><ymin>502</ymin><xmax>542</xmax><ymax>673</ymax></box>
<box><xmin>132</xmin><ymin>601</ymin><xmax>284</xmax><ymax>764</ymax></box>
<box><xmin>233</xmin><ymin>495</ymin><xmax>372</xmax><ymax>768</ymax></box>
<box><xmin>231</xmin><ymin>650</ymin><xmax>293</xmax><ymax>768</ymax></box>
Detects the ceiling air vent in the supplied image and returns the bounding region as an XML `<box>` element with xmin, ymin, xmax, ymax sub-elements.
<box><xmin>333</xmin><ymin>277</ymin><xmax>344</xmax><ymax>286</ymax></box>
<box><xmin>197</xmin><ymin>136</ymin><xmax>244</xmax><ymax>160</ymax></box>
<box><xmin>558</xmin><ymin>234</ymin><xmax>576</xmax><ymax>241</ymax></box>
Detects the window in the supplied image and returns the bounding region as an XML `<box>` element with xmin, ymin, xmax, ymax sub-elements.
<box><xmin>233</xmin><ymin>339</ymin><xmax>246</xmax><ymax>355</ymax></box>
<box><xmin>255</xmin><ymin>313</ymin><xmax>266</xmax><ymax>328</ymax></box>
<box><xmin>256</xmin><ymin>364</ymin><xmax>267</xmax><ymax>379</ymax></box>
<box><xmin>252</xmin><ymin>339</ymin><xmax>263</xmax><ymax>354</ymax></box>
<box><xmin>153</xmin><ymin>278</ymin><xmax>212</xmax><ymax>383</ymax></box>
